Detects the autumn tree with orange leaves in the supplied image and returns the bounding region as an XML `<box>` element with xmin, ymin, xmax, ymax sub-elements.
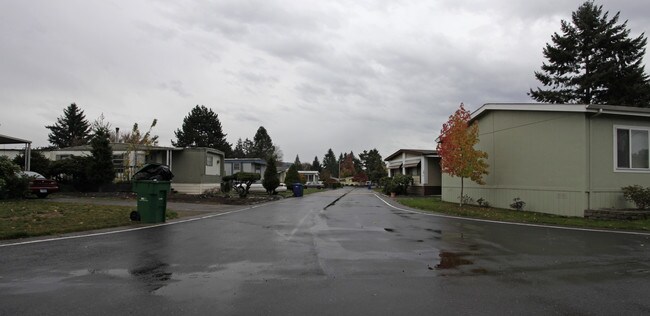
<box><xmin>437</xmin><ymin>103</ymin><xmax>489</xmax><ymax>206</ymax></box>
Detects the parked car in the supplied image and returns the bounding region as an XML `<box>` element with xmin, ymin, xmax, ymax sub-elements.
<box><xmin>249</xmin><ymin>182</ymin><xmax>287</xmax><ymax>193</ymax></box>
<box><xmin>304</xmin><ymin>181</ymin><xmax>324</xmax><ymax>189</ymax></box>
<box><xmin>19</xmin><ymin>171</ymin><xmax>59</xmax><ymax>198</ymax></box>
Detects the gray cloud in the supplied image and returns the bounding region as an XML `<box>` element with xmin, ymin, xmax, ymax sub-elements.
<box><xmin>1</xmin><ymin>0</ymin><xmax>649</xmax><ymax>162</ymax></box>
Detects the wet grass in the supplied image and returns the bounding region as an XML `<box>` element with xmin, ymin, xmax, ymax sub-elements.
<box><xmin>398</xmin><ymin>197</ymin><xmax>650</xmax><ymax>232</ymax></box>
<box><xmin>0</xmin><ymin>200</ymin><xmax>178</xmax><ymax>240</ymax></box>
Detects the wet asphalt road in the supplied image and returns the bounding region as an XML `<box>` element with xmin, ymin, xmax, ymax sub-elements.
<box><xmin>1</xmin><ymin>188</ymin><xmax>650</xmax><ymax>315</ymax></box>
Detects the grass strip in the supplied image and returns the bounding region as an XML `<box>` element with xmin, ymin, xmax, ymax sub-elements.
<box><xmin>0</xmin><ymin>200</ymin><xmax>177</xmax><ymax>240</ymax></box>
<box><xmin>398</xmin><ymin>197</ymin><xmax>650</xmax><ymax>232</ymax></box>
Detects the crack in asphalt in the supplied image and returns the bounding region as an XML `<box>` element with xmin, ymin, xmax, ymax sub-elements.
<box><xmin>323</xmin><ymin>189</ymin><xmax>353</xmax><ymax>210</ymax></box>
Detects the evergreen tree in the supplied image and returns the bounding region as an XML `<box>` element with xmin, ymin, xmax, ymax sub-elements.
<box><xmin>251</xmin><ymin>126</ymin><xmax>276</xmax><ymax>161</ymax></box>
<box><xmin>284</xmin><ymin>164</ymin><xmax>301</xmax><ymax>187</ymax></box>
<box><xmin>312</xmin><ymin>156</ymin><xmax>322</xmax><ymax>173</ymax></box>
<box><xmin>88</xmin><ymin>129</ymin><xmax>115</xmax><ymax>189</ymax></box>
<box><xmin>322</xmin><ymin>148</ymin><xmax>338</xmax><ymax>178</ymax></box>
<box><xmin>294</xmin><ymin>155</ymin><xmax>303</xmax><ymax>171</ymax></box>
<box><xmin>173</xmin><ymin>105</ymin><xmax>232</xmax><ymax>155</ymax></box>
<box><xmin>529</xmin><ymin>1</ymin><xmax>650</xmax><ymax>106</ymax></box>
<box><xmin>360</xmin><ymin>149</ymin><xmax>387</xmax><ymax>184</ymax></box>
<box><xmin>232</xmin><ymin>138</ymin><xmax>246</xmax><ymax>157</ymax></box>
<box><xmin>46</xmin><ymin>103</ymin><xmax>91</xmax><ymax>148</ymax></box>
<box><xmin>262</xmin><ymin>157</ymin><xmax>280</xmax><ymax>194</ymax></box>
<box><xmin>13</xmin><ymin>151</ymin><xmax>51</xmax><ymax>176</ymax></box>
<box><xmin>350</xmin><ymin>151</ymin><xmax>363</xmax><ymax>174</ymax></box>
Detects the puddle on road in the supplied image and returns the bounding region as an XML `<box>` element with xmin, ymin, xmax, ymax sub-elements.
<box><xmin>426</xmin><ymin>228</ymin><xmax>442</xmax><ymax>234</ymax></box>
<box><xmin>435</xmin><ymin>251</ymin><xmax>473</xmax><ymax>269</ymax></box>
<box><xmin>130</xmin><ymin>262</ymin><xmax>173</xmax><ymax>292</ymax></box>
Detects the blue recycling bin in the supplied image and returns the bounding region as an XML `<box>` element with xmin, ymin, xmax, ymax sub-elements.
<box><xmin>293</xmin><ymin>183</ymin><xmax>304</xmax><ymax>197</ymax></box>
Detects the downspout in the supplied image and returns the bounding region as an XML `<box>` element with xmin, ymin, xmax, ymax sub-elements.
<box><xmin>167</xmin><ymin>149</ymin><xmax>172</xmax><ymax>170</ymax></box>
<box><xmin>24</xmin><ymin>142</ymin><xmax>31</xmax><ymax>171</ymax></box>
<box><xmin>421</xmin><ymin>156</ymin><xmax>427</xmax><ymax>185</ymax></box>
<box><xmin>586</xmin><ymin>115</ymin><xmax>591</xmax><ymax>212</ymax></box>
<box><xmin>585</xmin><ymin>109</ymin><xmax>602</xmax><ymax>212</ymax></box>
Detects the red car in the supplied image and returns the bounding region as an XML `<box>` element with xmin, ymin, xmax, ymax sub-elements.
<box><xmin>20</xmin><ymin>171</ymin><xmax>59</xmax><ymax>198</ymax></box>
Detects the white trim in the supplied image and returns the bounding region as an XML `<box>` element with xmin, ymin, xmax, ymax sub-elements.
<box><xmin>471</xmin><ymin>103</ymin><xmax>650</xmax><ymax>122</ymax></box>
<box><xmin>613</xmin><ymin>124</ymin><xmax>650</xmax><ymax>173</ymax></box>
<box><xmin>471</xmin><ymin>103</ymin><xmax>590</xmax><ymax>120</ymax></box>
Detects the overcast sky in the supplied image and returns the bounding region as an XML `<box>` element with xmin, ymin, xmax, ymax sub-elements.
<box><xmin>1</xmin><ymin>0</ymin><xmax>649</xmax><ymax>162</ymax></box>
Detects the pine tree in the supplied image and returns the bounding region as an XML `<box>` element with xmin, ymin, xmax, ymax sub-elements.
<box><xmin>294</xmin><ymin>155</ymin><xmax>303</xmax><ymax>171</ymax></box>
<box><xmin>284</xmin><ymin>164</ymin><xmax>301</xmax><ymax>187</ymax></box>
<box><xmin>46</xmin><ymin>103</ymin><xmax>91</xmax><ymax>148</ymax></box>
<box><xmin>360</xmin><ymin>149</ymin><xmax>387</xmax><ymax>184</ymax></box>
<box><xmin>322</xmin><ymin>148</ymin><xmax>338</xmax><ymax>178</ymax></box>
<box><xmin>232</xmin><ymin>138</ymin><xmax>246</xmax><ymax>157</ymax></box>
<box><xmin>437</xmin><ymin>103</ymin><xmax>489</xmax><ymax>206</ymax></box>
<box><xmin>251</xmin><ymin>126</ymin><xmax>276</xmax><ymax>161</ymax></box>
<box><xmin>173</xmin><ymin>105</ymin><xmax>232</xmax><ymax>155</ymax></box>
<box><xmin>529</xmin><ymin>1</ymin><xmax>650</xmax><ymax>106</ymax></box>
<box><xmin>262</xmin><ymin>157</ymin><xmax>280</xmax><ymax>194</ymax></box>
<box><xmin>311</xmin><ymin>156</ymin><xmax>322</xmax><ymax>173</ymax></box>
<box><xmin>88</xmin><ymin>129</ymin><xmax>115</xmax><ymax>189</ymax></box>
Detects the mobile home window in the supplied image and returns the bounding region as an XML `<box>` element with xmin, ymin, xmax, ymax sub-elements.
<box><xmin>615</xmin><ymin>126</ymin><xmax>649</xmax><ymax>170</ymax></box>
<box><xmin>206</xmin><ymin>156</ymin><xmax>213</xmax><ymax>166</ymax></box>
<box><xmin>234</xmin><ymin>163</ymin><xmax>240</xmax><ymax>171</ymax></box>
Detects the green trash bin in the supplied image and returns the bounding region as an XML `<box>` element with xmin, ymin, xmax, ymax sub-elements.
<box><xmin>132</xmin><ymin>180</ymin><xmax>171</xmax><ymax>223</ymax></box>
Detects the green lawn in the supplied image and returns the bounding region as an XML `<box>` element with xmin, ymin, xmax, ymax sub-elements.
<box><xmin>1</xmin><ymin>188</ymin><xmax>333</xmax><ymax>241</ymax></box>
<box><xmin>398</xmin><ymin>196</ymin><xmax>650</xmax><ymax>232</ymax></box>
<box><xmin>0</xmin><ymin>200</ymin><xmax>177</xmax><ymax>240</ymax></box>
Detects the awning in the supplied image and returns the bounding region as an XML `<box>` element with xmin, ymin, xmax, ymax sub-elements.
<box><xmin>388</xmin><ymin>164</ymin><xmax>402</xmax><ymax>169</ymax></box>
<box><xmin>0</xmin><ymin>134</ymin><xmax>31</xmax><ymax>171</ymax></box>
<box><xmin>0</xmin><ymin>134</ymin><xmax>31</xmax><ymax>144</ymax></box>
<box><xmin>403</xmin><ymin>161</ymin><xmax>420</xmax><ymax>168</ymax></box>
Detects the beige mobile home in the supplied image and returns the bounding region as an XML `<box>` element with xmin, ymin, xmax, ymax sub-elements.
<box><xmin>442</xmin><ymin>103</ymin><xmax>650</xmax><ymax>217</ymax></box>
<box><xmin>43</xmin><ymin>144</ymin><xmax>224</xmax><ymax>194</ymax></box>
<box><xmin>385</xmin><ymin>149</ymin><xmax>441</xmax><ymax>195</ymax></box>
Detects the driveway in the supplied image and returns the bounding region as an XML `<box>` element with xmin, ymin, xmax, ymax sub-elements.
<box><xmin>1</xmin><ymin>188</ymin><xmax>649</xmax><ymax>315</ymax></box>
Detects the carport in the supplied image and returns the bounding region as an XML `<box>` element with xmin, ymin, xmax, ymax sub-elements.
<box><xmin>0</xmin><ymin>133</ymin><xmax>32</xmax><ymax>171</ymax></box>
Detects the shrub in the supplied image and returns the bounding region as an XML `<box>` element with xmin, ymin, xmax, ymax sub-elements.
<box><xmin>0</xmin><ymin>156</ymin><xmax>28</xmax><ymax>199</ymax></box>
<box><xmin>459</xmin><ymin>194</ymin><xmax>474</xmax><ymax>205</ymax></box>
<box><xmin>13</xmin><ymin>151</ymin><xmax>51</xmax><ymax>177</ymax></box>
<box><xmin>382</xmin><ymin>180</ymin><xmax>397</xmax><ymax>195</ymax></box>
<box><xmin>49</xmin><ymin>156</ymin><xmax>94</xmax><ymax>191</ymax></box>
<box><xmin>202</xmin><ymin>187</ymin><xmax>221</xmax><ymax>198</ymax></box>
<box><xmin>380</xmin><ymin>175</ymin><xmax>413</xmax><ymax>196</ymax></box>
<box><xmin>262</xmin><ymin>158</ymin><xmax>280</xmax><ymax>195</ymax></box>
<box><xmin>220</xmin><ymin>181</ymin><xmax>232</xmax><ymax>193</ymax></box>
<box><xmin>622</xmin><ymin>185</ymin><xmax>650</xmax><ymax>210</ymax></box>
<box><xmin>477</xmin><ymin>197</ymin><xmax>490</xmax><ymax>208</ymax></box>
<box><xmin>222</xmin><ymin>172</ymin><xmax>261</xmax><ymax>198</ymax></box>
<box><xmin>510</xmin><ymin>197</ymin><xmax>526</xmax><ymax>211</ymax></box>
